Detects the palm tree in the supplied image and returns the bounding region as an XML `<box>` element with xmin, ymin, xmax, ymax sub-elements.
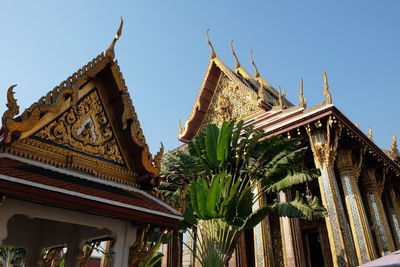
<box><xmin>159</xmin><ymin>120</ymin><xmax>326</xmax><ymax>267</ymax></box>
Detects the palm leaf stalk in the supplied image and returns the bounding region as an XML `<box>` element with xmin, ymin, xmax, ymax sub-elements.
<box><xmin>159</xmin><ymin>120</ymin><xmax>327</xmax><ymax>266</ymax></box>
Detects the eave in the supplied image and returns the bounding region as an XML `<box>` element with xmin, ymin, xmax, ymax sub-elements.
<box><xmin>248</xmin><ymin>104</ymin><xmax>400</xmax><ymax>175</ymax></box>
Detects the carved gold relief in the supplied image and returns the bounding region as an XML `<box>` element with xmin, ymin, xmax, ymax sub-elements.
<box><xmin>35</xmin><ymin>89</ymin><xmax>124</xmax><ymax>164</ymax></box>
<box><xmin>202</xmin><ymin>73</ymin><xmax>260</xmax><ymax>127</ymax></box>
<box><xmin>2</xmin><ymin>53</ymin><xmax>109</xmax><ymax>144</ymax></box>
<box><xmin>2</xmin><ymin>85</ymin><xmax>19</xmax><ymax>126</ymax></box>
<box><xmin>110</xmin><ymin>62</ymin><xmax>163</xmax><ymax>177</ymax></box>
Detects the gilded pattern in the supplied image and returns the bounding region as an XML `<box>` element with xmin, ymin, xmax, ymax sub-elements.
<box><xmin>202</xmin><ymin>73</ymin><xmax>259</xmax><ymax>127</ymax></box>
<box><xmin>35</xmin><ymin>90</ymin><xmax>124</xmax><ymax>164</ymax></box>
<box><xmin>368</xmin><ymin>193</ymin><xmax>390</xmax><ymax>253</ymax></box>
<box><xmin>343</xmin><ymin>175</ymin><xmax>368</xmax><ymax>263</ymax></box>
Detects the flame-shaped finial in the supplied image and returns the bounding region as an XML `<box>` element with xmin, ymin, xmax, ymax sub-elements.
<box><xmin>323</xmin><ymin>71</ymin><xmax>332</xmax><ymax>104</ymax></box>
<box><xmin>250</xmin><ymin>50</ymin><xmax>260</xmax><ymax>79</ymax></box>
<box><xmin>230</xmin><ymin>41</ymin><xmax>241</xmax><ymax>70</ymax></box>
<box><xmin>206</xmin><ymin>29</ymin><xmax>216</xmax><ymax>59</ymax></box>
<box><xmin>104</xmin><ymin>17</ymin><xmax>124</xmax><ymax>59</ymax></box>
<box><xmin>299</xmin><ymin>78</ymin><xmax>306</xmax><ymax>108</ymax></box>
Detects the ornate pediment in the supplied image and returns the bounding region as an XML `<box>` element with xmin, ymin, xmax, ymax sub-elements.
<box><xmin>201</xmin><ymin>72</ymin><xmax>261</xmax><ymax>127</ymax></box>
<box><xmin>34</xmin><ymin>89</ymin><xmax>124</xmax><ymax>165</ymax></box>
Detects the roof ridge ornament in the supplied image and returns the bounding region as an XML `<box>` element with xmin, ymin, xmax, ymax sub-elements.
<box><xmin>230</xmin><ymin>40</ymin><xmax>241</xmax><ymax>71</ymax></box>
<box><xmin>368</xmin><ymin>127</ymin><xmax>373</xmax><ymax>140</ymax></box>
<box><xmin>2</xmin><ymin>85</ymin><xmax>19</xmax><ymax>127</ymax></box>
<box><xmin>323</xmin><ymin>71</ymin><xmax>332</xmax><ymax>104</ymax></box>
<box><xmin>104</xmin><ymin>17</ymin><xmax>124</xmax><ymax>60</ymax></box>
<box><xmin>206</xmin><ymin>29</ymin><xmax>216</xmax><ymax>60</ymax></box>
<box><xmin>278</xmin><ymin>86</ymin><xmax>287</xmax><ymax>109</ymax></box>
<box><xmin>391</xmin><ymin>134</ymin><xmax>399</xmax><ymax>154</ymax></box>
<box><xmin>299</xmin><ymin>78</ymin><xmax>306</xmax><ymax>108</ymax></box>
<box><xmin>250</xmin><ymin>50</ymin><xmax>260</xmax><ymax>79</ymax></box>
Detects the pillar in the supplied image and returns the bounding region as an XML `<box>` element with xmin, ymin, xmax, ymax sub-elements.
<box><xmin>279</xmin><ymin>191</ymin><xmax>306</xmax><ymax>267</ymax></box>
<box><xmin>308</xmin><ymin>124</ymin><xmax>357</xmax><ymax>267</ymax></box>
<box><xmin>336</xmin><ymin>149</ymin><xmax>376</xmax><ymax>263</ymax></box>
<box><xmin>362</xmin><ymin>167</ymin><xmax>395</xmax><ymax>255</ymax></box>
<box><xmin>388</xmin><ymin>187</ymin><xmax>400</xmax><ymax>248</ymax></box>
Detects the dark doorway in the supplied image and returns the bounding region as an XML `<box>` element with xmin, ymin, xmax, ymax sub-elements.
<box><xmin>306</xmin><ymin>231</ymin><xmax>325</xmax><ymax>267</ymax></box>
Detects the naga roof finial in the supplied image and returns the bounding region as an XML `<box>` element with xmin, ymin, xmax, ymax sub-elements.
<box><xmin>2</xmin><ymin>85</ymin><xmax>19</xmax><ymax>126</ymax></box>
<box><xmin>323</xmin><ymin>71</ymin><xmax>332</xmax><ymax>104</ymax></box>
<box><xmin>230</xmin><ymin>41</ymin><xmax>241</xmax><ymax>70</ymax></box>
<box><xmin>104</xmin><ymin>17</ymin><xmax>124</xmax><ymax>59</ymax></box>
<box><xmin>250</xmin><ymin>50</ymin><xmax>260</xmax><ymax>79</ymax></box>
<box><xmin>206</xmin><ymin>29</ymin><xmax>216</xmax><ymax>59</ymax></box>
<box><xmin>299</xmin><ymin>78</ymin><xmax>306</xmax><ymax>108</ymax></box>
<box><xmin>368</xmin><ymin>127</ymin><xmax>373</xmax><ymax>140</ymax></box>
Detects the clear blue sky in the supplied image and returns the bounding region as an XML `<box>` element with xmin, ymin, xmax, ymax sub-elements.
<box><xmin>0</xmin><ymin>1</ymin><xmax>399</xmax><ymax>154</ymax></box>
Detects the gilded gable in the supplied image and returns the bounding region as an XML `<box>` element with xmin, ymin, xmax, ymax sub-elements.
<box><xmin>201</xmin><ymin>72</ymin><xmax>260</xmax><ymax>127</ymax></box>
<box><xmin>34</xmin><ymin>89</ymin><xmax>124</xmax><ymax>165</ymax></box>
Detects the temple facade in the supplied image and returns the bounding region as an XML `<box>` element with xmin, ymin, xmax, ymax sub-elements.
<box><xmin>173</xmin><ymin>36</ymin><xmax>400</xmax><ymax>267</ymax></box>
<box><xmin>0</xmin><ymin>20</ymin><xmax>181</xmax><ymax>267</ymax></box>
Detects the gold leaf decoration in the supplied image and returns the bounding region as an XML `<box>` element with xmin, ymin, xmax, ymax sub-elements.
<box><xmin>202</xmin><ymin>73</ymin><xmax>259</xmax><ymax>127</ymax></box>
<box><xmin>35</xmin><ymin>90</ymin><xmax>124</xmax><ymax>164</ymax></box>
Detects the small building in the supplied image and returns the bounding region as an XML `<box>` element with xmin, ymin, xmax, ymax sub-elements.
<box><xmin>0</xmin><ymin>20</ymin><xmax>181</xmax><ymax>267</ymax></box>
<box><xmin>173</xmin><ymin>36</ymin><xmax>400</xmax><ymax>267</ymax></box>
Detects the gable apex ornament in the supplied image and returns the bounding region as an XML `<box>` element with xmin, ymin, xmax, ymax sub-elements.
<box><xmin>230</xmin><ymin>40</ymin><xmax>241</xmax><ymax>71</ymax></box>
<box><xmin>323</xmin><ymin>71</ymin><xmax>332</xmax><ymax>104</ymax></box>
<box><xmin>206</xmin><ymin>29</ymin><xmax>217</xmax><ymax>60</ymax></box>
<box><xmin>104</xmin><ymin>17</ymin><xmax>124</xmax><ymax>60</ymax></box>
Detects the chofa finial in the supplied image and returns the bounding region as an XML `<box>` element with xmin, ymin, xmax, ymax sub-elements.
<box><xmin>230</xmin><ymin>41</ymin><xmax>241</xmax><ymax>70</ymax></box>
<box><xmin>323</xmin><ymin>71</ymin><xmax>332</xmax><ymax>104</ymax></box>
<box><xmin>368</xmin><ymin>127</ymin><xmax>373</xmax><ymax>140</ymax></box>
<box><xmin>299</xmin><ymin>78</ymin><xmax>306</xmax><ymax>108</ymax></box>
<box><xmin>250</xmin><ymin>50</ymin><xmax>260</xmax><ymax>79</ymax></box>
<box><xmin>206</xmin><ymin>29</ymin><xmax>216</xmax><ymax>59</ymax></box>
<box><xmin>104</xmin><ymin>17</ymin><xmax>124</xmax><ymax>59</ymax></box>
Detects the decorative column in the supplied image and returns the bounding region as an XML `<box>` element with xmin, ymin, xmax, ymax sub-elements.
<box><xmin>336</xmin><ymin>149</ymin><xmax>376</xmax><ymax>263</ymax></box>
<box><xmin>252</xmin><ymin>186</ymin><xmax>267</xmax><ymax>267</ymax></box>
<box><xmin>279</xmin><ymin>191</ymin><xmax>306</xmax><ymax>267</ymax></box>
<box><xmin>362</xmin><ymin>167</ymin><xmax>395</xmax><ymax>255</ymax></box>
<box><xmin>307</xmin><ymin>120</ymin><xmax>357</xmax><ymax>267</ymax></box>
<box><xmin>388</xmin><ymin>186</ymin><xmax>400</xmax><ymax>248</ymax></box>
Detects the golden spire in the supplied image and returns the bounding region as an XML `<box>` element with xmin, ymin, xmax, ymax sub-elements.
<box><xmin>104</xmin><ymin>17</ymin><xmax>124</xmax><ymax>59</ymax></box>
<box><xmin>354</xmin><ymin>122</ymin><xmax>359</xmax><ymax>128</ymax></box>
<box><xmin>250</xmin><ymin>50</ymin><xmax>260</xmax><ymax>79</ymax></box>
<box><xmin>323</xmin><ymin>71</ymin><xmax>332</xmax><ymax>104</ymax></box>
<box><xmin>299</xmin><ymin>78</ymin><xmax>306</xmax><ymax>108</ymax></box>
<box><xmin>206</xmin><ymin>29</ymin><xmax>216</xmax><ymax>59</ymax></box>
<box><xmin>368</xmin><ymin>127</ymin><xmax>373</xmax><ymax>140</ymax></box>
<box><xmin>230</xmin><ymin>41</ymin><xmax>241</xmax><ymax>70</ymax></box>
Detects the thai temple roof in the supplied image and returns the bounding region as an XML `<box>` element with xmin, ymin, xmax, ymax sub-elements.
<box><xmin>178</xmin><ymin>31</ymin><xmax>400</xmax><ymax>176</ymax></box>
<box><xmin>0</xmin><ymin>18</ymin><xmax>181</xmax><ymax>227</ymax></box>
